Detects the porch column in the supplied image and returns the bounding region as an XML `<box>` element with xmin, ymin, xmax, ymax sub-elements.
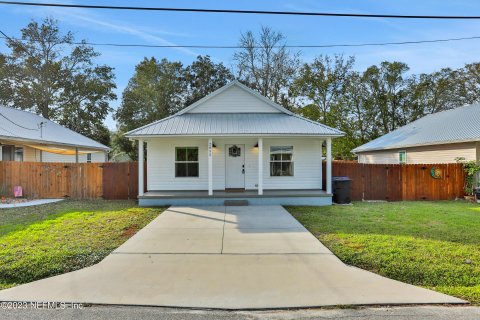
<box><xmin>138</xmin><ymin>139</ymin><xmax>144</xmax><ymax>197</ymax></box>
<box><xmin>326</xmin><ymin>137</ymin><xmax>332</xmax><ymax>194</ymax></box>
<box><xmin>75</xmin><ymin>147</ymin><xmax>79</xmax><ymax>163</ymax></box>
<box><xmin>258</xmin><ymin>138</ymin><xmax>263</xmax><ymax>195</ymax></box>
<box><xmin>208</xmin><ymin>138</ymin><xmax>213</xmax><ymax>196</ymax></box>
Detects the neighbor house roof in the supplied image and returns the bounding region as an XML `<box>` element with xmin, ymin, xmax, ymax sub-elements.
<box><xmin>126</xmin><ymin>81</ymin><xmax>343</xmax><ymax>138</ymax></box>
<box><xmin>0</xmin><ymin>106</ymin><xmax>109</xmax><ymax>151</ymax></box>
<box><xmin>352</xmin><ymin>103</ymin><xmax>480</xmax><ymax>153</ymax></box>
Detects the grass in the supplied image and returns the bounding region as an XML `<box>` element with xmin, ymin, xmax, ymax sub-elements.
<box><xmin>0</xmin><ymin>200</ymin><xmax>164</xmax><ymax>290</ymax></box>
<box><xmin>286</xmin><ymin>201</ymin><xmax>480</xmax><ymax>305</ymax></box>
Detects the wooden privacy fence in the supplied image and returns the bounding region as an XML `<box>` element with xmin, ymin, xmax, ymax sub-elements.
<box><xmin>323</xmin><ymin>161</ymin><xmax>466</xmax><ymax>201</ymax></box>
<box><xmin>102</xmin><ymin>162</ymin><xmax>146</xmax><ymax>200</ymax></box>
<box><xmin>0</xmin><ymin>161</ymin><xmax>466</xmax><ymax>201</ymax></box>
<box><xmin>0</xmin><ymin>162</ymin><xmax>103</xmax><ymax>199</ymax></box>
<box><xmin>0</xmin><ymin>161</ymin><xmax>144</xmax><ymax>200</ymax></box>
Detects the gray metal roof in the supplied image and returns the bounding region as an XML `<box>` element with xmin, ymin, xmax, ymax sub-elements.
<box><xmin>126</xmin><ymin>113</ymin><xmax>343</xmax><ymax>137</ymax></box>
<box><xmin>126</xmin><ymin>81</ymin><xmax>343</xmax><ymax>138</ymax></box>
<box><xmin>352</xmin><ymin>103</ymin><xmax>480</xmax><ymax>153</ymax></box>
<box><xmin>0</xmin><ymin>106</ymin><xmax>109</xmax><ymax>150</ymax></box>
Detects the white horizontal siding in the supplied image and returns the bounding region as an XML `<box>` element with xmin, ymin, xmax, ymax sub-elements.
<box><xmin>407</xmin><ymin>142</ymin><xmax>476</xmax><ymax>163</ymax></box>
<box><xmin>146</xmin><ymin>137</ymin><xmax>323</xmax><ymax>191</ymax></box>
<box><xmin>189</xmin><ymin>85</ymin><xmax>281</xmax><ymax>114</ymax></box>
<box><xmin>40</xmin><ymin>151</ymin><xmax>105</xmax><ymax>163</ymax></box>
<box><xmin>0</xmin><ymin>143</ymin><xmax>106</xmax><ymax>162</ymax></box>
<box><xmin>358</xmin><ymin>152</ymin><xmax>400</xmax><ymax>164</ymax></box>
<box><xmin>23</xmin><ymin>146</ymin><xmax>40</xmax><ymax>162</ymax></box>
<box><xmin>262</xmin><ymin>138</ymin><xmax>323</xmax><ymax>189</ymax></box>
<box><xmin>147</xmin><ymin>138</ymin><xmax>208</xmax><ymax>191</ymax></box>
<box><xmin>207</xmin><ymin>138</ymin><xmax>259</xmax><ymax>189</ymax></box>
<box><xmin>358</xmin><ymin>142</ymin><xmax>477</xmax><ymax>164</ymax></box>
<box><xmin>0</xmin><ymin>144</ymin><xmax>39</xmax><ymax>161</ymax></box>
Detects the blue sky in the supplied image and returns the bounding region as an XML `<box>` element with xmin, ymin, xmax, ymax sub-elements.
<box><xmin>2</xmin><ymin>0</ymin><xmax>480</xmax><ymax>129</ymax></box>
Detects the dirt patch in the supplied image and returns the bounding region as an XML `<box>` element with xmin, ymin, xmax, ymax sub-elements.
<box><xmin>122</xmin><ymin>224</ymin><xmax>140</xmax><ymax>238</ymax></box>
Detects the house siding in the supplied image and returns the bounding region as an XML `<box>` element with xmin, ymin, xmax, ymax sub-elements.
<box><xmin>477</xmin><ymin>142</ymin><xmax>480</xmax><ymax>163</ymax></box>
<box><xmin>188</xmin><ymin>85</ymin><xmax>281</xmax><ymax>114</ymax></box>
<box><xmin>23</xmin><ymin>146</ymin><xmax>40</xmax><ymax>162</ymax></box>
<box><xmin>2</xmin><ymin>145</ymin><xmax>105</xmax><ymax>163</ymax></box>
<box><xmin>146</xmin><ymin>137</ymin><xmax>323</xmax><ymax>191</ymax></box>
<box><xmin>41</xmin><ymin>151</ymin><xmax>105</xmax><ymax>163</ymax></box>
<box><xmin>357</xmin><ymin>142</ymin><xmax>477</xmax><ymax>164</ymax></box>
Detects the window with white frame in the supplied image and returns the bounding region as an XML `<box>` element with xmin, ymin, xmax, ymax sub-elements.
<box><xmin>270</xmin><ymin>146</ymin><xmax>294</xmax><ymax>176</ymax></box>
<box><xmin>14</xmin><ymin>147</ymin><xmax>23</xmax><ymax>162</ymax></box>
<box><xmin>175</xmin><ymin>147</ymin><xmax>199</xmax><ymax>177</ymax></box>
<box><xmin>86</xmin><ymin>153</ymin><xmax>92</xmax><ymax>163</ymax></box>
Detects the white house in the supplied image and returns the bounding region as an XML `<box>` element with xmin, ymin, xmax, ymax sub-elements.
<box><xmin>126</xmin><ymin>81</ymin><xmax>344</xmax><ymax>206</ymax></box>
<box><xmin>0</xmin><ymin>105</ymin><xmax>109</xmax><ymax>163</ymax></box>
<box><xmin>353</xmin><ymin>103</ymin><xmax>480</xmax><ymax>164</ymax></box>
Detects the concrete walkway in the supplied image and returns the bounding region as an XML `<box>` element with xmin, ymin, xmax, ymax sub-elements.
<box><xmin>0</xmin><ymin>206</ymin><xmax>466</xmax><ymax>309</ymax></box>
<box><xmin>0</xmin><ymin>199</ymin><xmax>63</xmax><ymax>208</ymax></box>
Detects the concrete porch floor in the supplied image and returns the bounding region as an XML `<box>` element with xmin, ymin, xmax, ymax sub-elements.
<box><xmin>0</xmin><ymin>206</ymin><xmax>466</xmax><ymax>309</ymax></box>
<box><xmin>140</xmin><ymin>189</ymin><xmax>330</xmax><ymax>198</ymax></box>
<box><xmin>139</xmin><ymin>189</ymin><xmax>332</xmax><ymax>206</ymax></box>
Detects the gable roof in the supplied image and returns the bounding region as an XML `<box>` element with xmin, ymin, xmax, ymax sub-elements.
<box><xmin>0</xmin><ymin>106</ymin><xmax>109</xmax><ymax>151</ymax></box>
<box><xmin>126</xmin><ymin>81</ymin><xmax>343</xmax><ymax>138</ymax></box>
<box><xmin>177</xmin><ymin>80</ymin><xmax>293</xmax><ymax>115</ymax></box>
<box><xmin>352</xmin><ymin>103</ymin><xmax>480</xmax><ymax>153</ymax></box>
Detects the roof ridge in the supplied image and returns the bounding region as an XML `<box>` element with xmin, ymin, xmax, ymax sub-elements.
<box><xmin>411</xmin><ymin>103</ymin><xmax>479</xmax><ymax>124</ymax></box>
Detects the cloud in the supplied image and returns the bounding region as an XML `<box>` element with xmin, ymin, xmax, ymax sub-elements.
<box><xmin>68</xmin><ymin>14</ymin><xmax>198</xmax><ymax>56</ymax></box>
<box><xmin>13</xmin><ymin>0</ymin><xmax>199</xmax><ymax>57</ymax></box>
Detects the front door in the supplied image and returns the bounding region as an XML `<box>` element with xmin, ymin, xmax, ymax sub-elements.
<box><xmin>225</xmin><ymin>144</ymin><xmax>245</xmax><ymax>189</ymax></box>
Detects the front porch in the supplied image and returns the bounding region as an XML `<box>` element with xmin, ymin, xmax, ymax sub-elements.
<box><xmin>139</xmin><ymin>189</ymin><xmax>332</xmax><ymax>206</ymax></box>
<box><xmin>136</xmin><ymin>136</ymin><xmax>334</xmax><ymax>206</ymax></box>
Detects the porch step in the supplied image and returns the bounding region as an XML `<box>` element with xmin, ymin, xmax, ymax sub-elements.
<box><xmin>224</xmin><ymin>200</ymin><xmax>249</xmax><ymax>206</ymax></box>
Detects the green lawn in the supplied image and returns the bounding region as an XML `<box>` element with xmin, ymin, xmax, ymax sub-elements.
<box><xmin>0</xmin><ymin>200</ymin><xmax>164</xmax><ymax>290</ymax></box>
<box><xmin>287</xmin><ymin>201</ymin><xmax>480</xmax><ymax>305</ymax></box>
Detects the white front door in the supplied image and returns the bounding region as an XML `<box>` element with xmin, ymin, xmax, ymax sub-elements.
<box><xmin>225</xmin><ymin>144</ymin><xmax>245</xmax><ymax>189</ymax></box>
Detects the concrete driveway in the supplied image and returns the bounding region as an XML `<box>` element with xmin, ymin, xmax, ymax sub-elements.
<box><xmin>0</xmin><ymin>206</ymin><xmax>465</xmax><ymax>309</ymax></box>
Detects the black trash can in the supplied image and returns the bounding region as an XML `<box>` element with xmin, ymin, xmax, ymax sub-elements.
<box><xmin>332</xmin><ymin>176</ymin><xmax>352</xmax><ymax>204</ymax></box>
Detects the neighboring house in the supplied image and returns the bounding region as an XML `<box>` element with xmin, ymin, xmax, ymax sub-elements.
<box><xmin>0</xmin><ymin>106</ymin><xmax>109</xmax><ymax>163</ymax></box>
<box><xmin>125</xmin><ymin>80</ymin><xmax>344</xmax><ymax>206</ymax></box>
<box><xmin>353</xmin><ymin>103</ymin><xmax>480</xmax><ymax>164</ymax></box>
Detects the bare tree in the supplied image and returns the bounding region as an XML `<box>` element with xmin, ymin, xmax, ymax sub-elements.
<box><xmin>233</xmin><ymin>26</ymin><xmax>300</xmax><ymax>106</ymax></box>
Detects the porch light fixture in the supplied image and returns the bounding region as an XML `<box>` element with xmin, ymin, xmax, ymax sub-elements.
<box><xmin>212</xmin><ymin>143</ymin><xmax>216</xmax><ymax>148</ymax></box>
<box><xmin>254</xmin><ymin>143</ymin><xmax>258</xmax><ymax>148</ymax></box>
